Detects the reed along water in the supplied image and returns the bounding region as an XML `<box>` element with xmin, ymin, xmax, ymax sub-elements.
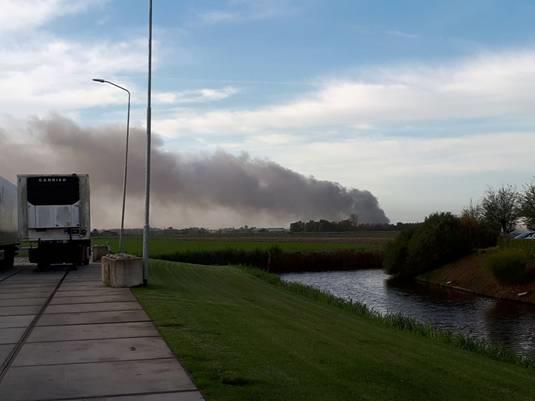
<box><xmin>282</xmin><ymin>269</ymin><xmax>535</xmax><ymax>358</ymax></box>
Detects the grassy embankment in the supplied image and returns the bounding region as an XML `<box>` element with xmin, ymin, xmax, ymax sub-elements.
<box><xmin>421</xmin><ymin>240</ymin><xmax>535</xmax><ymax>304</ymax></box>
<box><xmin>133</xmin><ymin>260</ymin><xmax>535</xmax><ymax>401</ymax></box>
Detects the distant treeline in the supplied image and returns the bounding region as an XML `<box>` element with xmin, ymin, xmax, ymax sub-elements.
<box><xmin>159</xmin><ymin>248</ymin><xmax>384</xmax><ymax>273</ymax></box>
<box><xmin>290</xmin><ymin>218</ymin><xmax>418</xmax><ymax>233</ymax></box>
<box><xmin>93</xmin><ymin>222</ymin><xmax>417</xmax><ymax>237</ymax></box>
<box><xmin>92</xmin><ymin>226</ymin><xmax>288</xmax><ymax>237</ymax></box>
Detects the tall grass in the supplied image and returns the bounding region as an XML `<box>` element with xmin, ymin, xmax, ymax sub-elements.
<box><xmin>500</xmin><ymin>237</ymin><xmax>535</xmax><ymax>252</ymax></box>
<box><xmin>486</xmin><ymin>243</ymin><xmax>535</xmax><ymax>284</ymax></box>
<box><xmin>159</xmin><ymin>247</ymin><xmax>384</xmax><ymax>273</ymax></box>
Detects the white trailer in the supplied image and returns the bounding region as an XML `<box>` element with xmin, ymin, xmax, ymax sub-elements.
<box><xmin>0</xmin><ymin>176</ymin><xmax>18</xmax><ymax>269</ymax></box>
<box><xmin>18</xmin><ymin>174</ymin><xmax>91</xmax><ymax>268</ymax></box>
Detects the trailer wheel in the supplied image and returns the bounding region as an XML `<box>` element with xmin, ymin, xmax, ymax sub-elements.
<box><xmin>0</xmin><ymin>252</ymin><xmax>6</xmax><ymax>270</ymax></box>
<box><xmin>0</xmin><ymin>247</ymin><xmax>16</xmax><ymax>270</ymax></box>
<box><xmin>6</xmin><ymin>249</ymin><xmax>15</xmax><ymax>269</ymax></box>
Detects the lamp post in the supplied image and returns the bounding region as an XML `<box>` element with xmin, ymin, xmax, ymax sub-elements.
<box><xmin>92</xmin><ymin>78</ymin><xmax>131</xmax><ymax>254</ymax></box>
<box><xmin>143</xmin><ymin>0</ymin><xmax>153</xmax><ymax>285</ymax></box>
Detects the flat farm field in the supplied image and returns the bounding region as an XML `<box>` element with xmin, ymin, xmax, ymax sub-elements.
<box><xmin>93</xmin><ymin>232</ymin><xmax>396</xmax><ymax>257</ymax></box>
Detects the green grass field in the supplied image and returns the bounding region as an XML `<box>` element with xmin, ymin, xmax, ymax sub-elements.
<box><xmin>501</xmin><ymin>238</ymin><xmax>535</xmax><ymax>252</ymax></box>
<box><xmin>93</xmin><ymin>234</ymin><xmax>391</xmax><ymax>256</ymax></box>
<box><xmin>133</xmin><ymin>260</ymin><xmax>535</xmax><ymax>401</ymax></box>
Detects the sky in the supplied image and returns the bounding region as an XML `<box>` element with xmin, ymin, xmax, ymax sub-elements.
<box><xmin>1</xmin><ymin>0</ymin><xmax>535</xmax><ymax>226</ymax></box>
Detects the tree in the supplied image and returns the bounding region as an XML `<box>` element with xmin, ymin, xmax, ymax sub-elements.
<box><xmin>461</xmin><ymin>200</ymin><xmax>483</xmax><ymax>222</ymax></box>
<box><xmin>290</xmin><ymin>221</ymin><xmax>305</xmax><ymax>232</ymax></box>
<box><xmin>385</xmin><ymin>213</ymin><xmax>470</xmax><ymax>277</ymax></box>
<box><xmin>481</xmin><ymin>185</ymin><xmax>520</xmax><ymax>233</ymax></box>
<box><xmin>520</xmin><ymin>183</ymin><xmax>535</xmax><ymax>229</ymax></box>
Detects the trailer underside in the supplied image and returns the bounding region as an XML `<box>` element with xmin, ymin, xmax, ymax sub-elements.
<box><xmin>29</xmin><ymin>240</ymin><xmax>90</xmax><ymax>268</ymax></box>
<box><xmin>0</xmin><ymin>244</ymin><xmax>17</xmax><ymax>270</ymax></box>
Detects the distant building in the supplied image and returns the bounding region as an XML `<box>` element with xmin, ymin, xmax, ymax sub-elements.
<box><xmin>265</xmin><ymin>228</ymin><xmax>288</xmax><ymax>233</ymax></box>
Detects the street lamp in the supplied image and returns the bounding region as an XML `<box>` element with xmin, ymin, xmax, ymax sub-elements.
<box><xmin>143</xmin><ymin>0</ymin><xmax>153</xmax><ymax>285</ymax></box>
<box><xmin>92</xmin><ymin>78</ymin><xmax>131</xmax><ymax>254</ymax></box>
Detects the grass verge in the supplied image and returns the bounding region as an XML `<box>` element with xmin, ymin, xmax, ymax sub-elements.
<box><xmin>133</xmin><ymin>260</ymin><xmax>535</xmax><ymax>401</ymax></box>
<box><xmin>93</xmin><ymin>235</ymin><xmax>387</xmax><ymax>256</ymax></box>
<box><xmin>420</xmin><ymin>251</ymin><xmax>535</xmax><ymax>304</ymax></box>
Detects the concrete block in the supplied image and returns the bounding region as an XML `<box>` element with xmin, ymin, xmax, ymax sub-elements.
<box><xmin>0</xmin><ymin>297</ymin><xmax>47</xmax><ymax>307</ymax></box>
<box><xmin>0</xmin><ymin>305</ymin><xmax>41</xmax><ymax>316</ymax></box>
<box><xmin>0</xmin><ymin>315</ymin><xmax>34</xmax><ymax>329</ymax></box>
<box><xmin>0</xmin><ymin>358</ymin><xmax>196</xmax><ymax>401</ymax></box>
<box><xmin>0</xmin><ymin>283</ymin><xmax>56</xmax><ymax>290</ymax></box>
<box><xmin>37</xmin><ymin>310</ymin><xmax>150</xmax><ymax>326</ymax></box>
<box><xmin>45</xmin><ymin>301</ymin><xmax>141</xmax><ymax>314</ymax></box>
<box><xmin>0</xmin><ymin>327</ymin><xmax>26</xmax><ymax>344</ymax></box>
<box><xmin>7</xmin><ymin>274</ymin><xmax>61</xmax><ymax>282</ymax></box>
<box><xmin>0</xmin><ymin>343</ymin><xmax>14</xmax><ymax>363</ymax></box>
<box><xmin>14</xmin><ymin>337</ymin><xmax>174</xmax><ymax>366</ymax></box>
<box><xmin>0</xmin><ymin>288</ymin><xmax>53</xmax><ymax>297</ymax></box>
<box><xmin>49</xmin><ymin>293</ymin><xmax>136</xmax><ymax>305</ymax></box>
<box><xmin>67</xmin><ymin>392</ymin><xmax>205</xmax><ymax>401</ymax></box>
<box><xmin>59</xmin><ymin>282</ymin><xmax>108</xmax><ymax>290</ymax></box>
<box><xmin>92</xmin><ymin>245</ymin><xmax>110</xmax><ymax>262</ymax></box>
<box><xmin>102</xmin><ymin>255</ymin><xmax>143</xmax><ymax>288</ymax></box>
<box><xmin>28</xmin><ymin>322</ymin><xmax>159</xmax><ymax>343</ymax></box>
<box><xmin>55</xmin><ymin>289</ymin><xmax>130</xmax><ymax>298</ymax></box>
<box><xmin>56</xmin><ymin>288</ymin><xmax>132</xmax><ymax>296</ymax></box>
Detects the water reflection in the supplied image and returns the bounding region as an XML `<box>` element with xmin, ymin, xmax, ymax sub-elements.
<box><xmin>281</xmin><ymin>269</ymin><xmax>535</xmax><ymax>358</ymax></box>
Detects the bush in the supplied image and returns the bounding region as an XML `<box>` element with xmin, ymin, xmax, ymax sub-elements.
<box><xmin>384</xmin><ymin>212</ymin><xmax>499</xmax><ymax>278</ymax></box>
<box><xmin>159</xmin><ymin>247</ymin><xmax>384</xmax><ymax>273</ymax></box>
<box><xmin>459</xmin><ymin>215</ymin><xmax>499</xmax><ymax>249</ymax></box>
<box><xmin>383</xmin><ymin>228</ymin><xmax>415</xmax><ymax>276</ymax></box>
<box><xmin>407</xmin><ymin>213</ymin><xmax>472</xmax><ymax>276</ymax></box>
<box><xmin>486</xmin><ymin>248</ymin><xmax>535</xmax><ymax>284</ymax></box>
<box><xmin>500</xmin><ymin>237</ymin><xmax>535</xmax><ymax>252</ymax></box>
<box><xmin>268</xmin><ymin>249</ymin><xmax>383</xmax><ymax>273</ymax></box>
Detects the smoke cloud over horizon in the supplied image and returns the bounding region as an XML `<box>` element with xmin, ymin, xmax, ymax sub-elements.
<box><xmin>0</xmin><ymin>116</ymin><xmax>389</xmax><ymax>228</ymax></box>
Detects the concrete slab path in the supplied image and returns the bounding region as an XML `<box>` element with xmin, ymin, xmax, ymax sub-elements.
<box><xmin>0</xmin><ymin>264</ymin><xmax>204</xmax><ymax>401</ymax></box>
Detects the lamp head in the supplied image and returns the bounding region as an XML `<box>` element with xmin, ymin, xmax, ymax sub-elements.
<box><xmin>92</xmin><ymin>78</ymin><xmax>106</xmax><ymax>83</ymax></box>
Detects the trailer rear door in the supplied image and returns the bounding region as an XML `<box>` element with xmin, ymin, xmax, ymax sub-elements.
<box><xmin>26</xmin><ymin>176</ymin><xmax>81</xmax><ymax>229</ymax></box>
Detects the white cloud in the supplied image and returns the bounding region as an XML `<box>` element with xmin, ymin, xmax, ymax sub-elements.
<box><xmin>284</xmin><ymin>133</ymin><xmax>534</xmax><ymax>178</ymax></box>
<box><xmin>153</xmin><ymin>86</ymin><xmax>238</xmax><ymax>105</ymax></box>
<box><xmin>0</xmin><ymin>0</ymin><xmax>105</xmax><ymax>33</ymax></box>
<box><xmin>200</xmin><ymin>10</ymin><xmax>240</xmax><ymax>24</ymax></box>
<box><xmin>385</xmin><ymin>30</ymin><xmax>419</xmax><ymax>39</ymax></box>
<box><xmin>198</xmin><ymin>0</ymin><xmax>294</xmax><ymax>25</ymax></box>
<box><xmin>0</xmin><ymin>38</ymin><xmax>147</xmax><ymax>114</ymax></box>
<box><xmin>153</xmin><ymin>50</ymin><xmax>535</xmax><ymax>138</ymax></box>
<box><xmin>0</xmin><ymin>0</ymin><xmax>147</xmax><ymax>117</ymax></box>
<box><xmin>175</xmin><ymin>130</ymin><xmax>534</xmax><ymax>184</ymax></box>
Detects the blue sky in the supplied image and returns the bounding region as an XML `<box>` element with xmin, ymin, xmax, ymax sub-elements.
<box><xmin>2</xmin><ymin>0</ymin><xmax>535</xmax><ymax>225</ymax></box>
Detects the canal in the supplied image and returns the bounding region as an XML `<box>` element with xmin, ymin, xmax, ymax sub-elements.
<box><xmin>282</xmin><ymin>269</ymin><xmax>535</xmax><ymax>358</ymax></box>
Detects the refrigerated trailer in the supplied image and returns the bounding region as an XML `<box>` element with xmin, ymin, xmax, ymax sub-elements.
<box><xmin>0</xmin><ymin>176</ymin><xmax>18</xmax><ymax>269</ymax></box>
<box><xmin>18</xmin><ymin>174</ymin><xmax>91</xmax><ymax>268</ymax></box>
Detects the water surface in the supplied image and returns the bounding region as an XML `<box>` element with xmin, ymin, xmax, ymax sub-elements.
<box><xmin>282</xmin><ymin>269</ymin><xmax>535</xmax><ymax>358</ymax></box>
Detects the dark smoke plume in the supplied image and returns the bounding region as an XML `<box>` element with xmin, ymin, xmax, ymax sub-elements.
<box><xmin>0</xmin><ymin>116</ymin><xmax>389</xmax><ymax>228</ymax></box>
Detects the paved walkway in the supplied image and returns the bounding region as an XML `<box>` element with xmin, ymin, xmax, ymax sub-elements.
<box><xmin>0</xmin><ymin>263</ymin><xmax>204</xmax><ymax>401</ymax></box>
